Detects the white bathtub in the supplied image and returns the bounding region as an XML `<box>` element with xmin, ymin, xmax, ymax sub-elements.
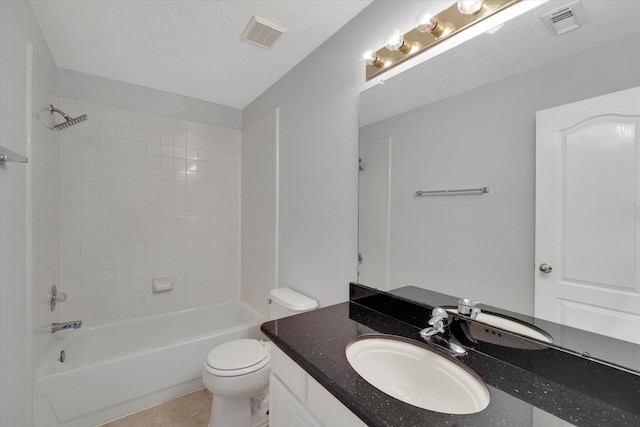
<box><xmin>35</xmin><ymin>300</ymin><xmax>265</xmax><ymax>427</ymax></box>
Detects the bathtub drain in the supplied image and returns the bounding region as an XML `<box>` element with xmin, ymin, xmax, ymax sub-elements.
<box><xmin>59</xmin><ymin>350</ymin><xmax>65</xmax><ymax>363</ymax></box>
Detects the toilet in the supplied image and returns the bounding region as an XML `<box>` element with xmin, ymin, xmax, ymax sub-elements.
<box><xmin>202</xmin><ymin>287</ymin><xmax>318</xmax><ymax>427</ymax></box>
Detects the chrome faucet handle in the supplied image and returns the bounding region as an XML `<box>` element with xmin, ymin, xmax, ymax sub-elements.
<box><xmin>457</xmin><ymin>298</ymin><xmax>481</xmax><ymax>319</ymax></box>
<box><xmin>427</xmin><ymin>307</ymin><xmax>449</xmax><ymax>332</ymax></box>
<box><xmin>420</xmin><ymin>307</ymin><xmax>467</xmax><ymax>356</ymax></box>
<box><xmin>420</xmin><ymin>307</ymin><xmax>449</xmax><ymax>338</ymax></box>
<box><xmin>429</xmin><ymin>307</ymin><xmax>449</xmax><ymax>323</ymax></box>
<box><xmin>427</xmin><ymin>321</ymin><xmax>445</xmax><ymax>334</ymax></box>
<box><xmin>420</xmin><ymin>326</ymin><xmax>443</xmax><ymax>338</ymax></box>
<box><xmin>49</xmin><ymin>285</ymin><xmax>67</xmax><ymax>312</ymax></box>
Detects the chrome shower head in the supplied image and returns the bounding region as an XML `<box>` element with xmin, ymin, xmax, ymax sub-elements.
<box><xmin>54</xmin><ymin>115</ymin><xmax>87</xmax><ymax>130</ymax></box>
<box><xmin>50</xmin><ymin>105</ymin><xmax>87</xmax><ymax>130</ymax></box>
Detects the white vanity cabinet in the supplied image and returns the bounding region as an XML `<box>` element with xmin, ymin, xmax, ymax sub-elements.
<box><xmin>269</xmin><ymin>345</ymin><xmax>367</xmax><ymax>427</ymax></box>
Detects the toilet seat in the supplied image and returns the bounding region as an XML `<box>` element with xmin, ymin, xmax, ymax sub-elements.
<box><xmin>205</xmin><ymin>339</ymin><xmax>270</xmax><ymax>377</ymax></box>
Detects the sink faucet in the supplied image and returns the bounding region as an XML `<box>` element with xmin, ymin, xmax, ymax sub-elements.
<box><xmin>457</xmin><ymin>298</ymin><xmax>481</xmax><ymax>319</ymax></box>
<box><xmin>420</xmin><ymin>307</ymin><xmax>448</xmax><ymax>337</ymax></box>
<box><xmin>420</xmin><ymin>307</ymin><xmax>466</xmax><ymax>356</ymax></box>
<box><xmin>51</xmin><ymin>320</ymin><xmax>82</xmax><ymax>334</ymax></box>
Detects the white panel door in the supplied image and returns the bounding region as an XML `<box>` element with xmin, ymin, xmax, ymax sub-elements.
<box><xmin>535</xmin><ymin>86</ymin><xmax>640</xmax><ymax>344</ymax></box>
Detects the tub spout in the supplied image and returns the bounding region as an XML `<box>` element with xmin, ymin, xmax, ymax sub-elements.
<box><xmin>51</xmin><ymin>320</ymin><xmax>82</xmax><ymax>333</ymax></box>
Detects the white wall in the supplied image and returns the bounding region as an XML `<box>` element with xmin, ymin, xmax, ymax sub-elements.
<box><xmin>0</xmin><ymin>2</ymin><xmax>59</xmax><ymax>426</ymax></box>
<box><xmin>58</xmin><ymin>68</ymin><xmax>241</xmax><ymax>130</ymax></box>
<box><xmin>241</xmin><ymin>109</ymin><xmax>279</xmax><ymax>316</ymax></box>
<box><xmin>59</xmin><ymin>97</ymin><xmax>241</xmax><ymax>326</ymax></box>
<box><xmin>243</xmin><ymin>56</ymin><xmax>359</xmax><ymax>306</ymax></box>
<box><xmin>240</xmin><ymin>0</ymin><xmax>459</xmax><ymax>307</ymax></box>
<box><xmin>241</xmin><ymin>1</ymin><xmax>417</xmax><ymax>307</ymax></box>
<box><xmin>360</xmin><ymin>32</ymin><xmax>640</xmax><ymax>315</ymax></box>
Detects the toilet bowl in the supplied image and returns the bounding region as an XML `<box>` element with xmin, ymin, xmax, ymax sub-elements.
<box><xmin>203</xmin><ymin>339</ymin><xmax>270</xmax><ymax>427</ymax></box>
<box><xmin>202</xmin><ymin>287</ymin><xmax>318</xmax><ymax>427</ymax></box>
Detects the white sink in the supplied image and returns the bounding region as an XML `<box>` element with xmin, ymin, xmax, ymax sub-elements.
<box><xmin>346</xmin><ymin>336</ymin><xmax>490</xmax><ymax>414</ymax></box>
<box><xmin>446</xmin><ymin>309</ymin><xmax>553</xmax><ymax>343</ymax></box>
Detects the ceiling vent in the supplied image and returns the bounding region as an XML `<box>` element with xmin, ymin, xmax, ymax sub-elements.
<box><xmin>241</xmin><ymin>16</ymin><xmax>286</xmax><ymax>49</ymax></box>
<box><xmin>541</xmin><ymin>1</ymin><xmax>587</xmax><ymax>36</ymax></box>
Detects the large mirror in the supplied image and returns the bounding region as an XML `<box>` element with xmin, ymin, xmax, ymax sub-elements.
<box><xmin>358</xmin><ymin>0</ymin><xmax>640</xmax><ymax>372</ymax></box>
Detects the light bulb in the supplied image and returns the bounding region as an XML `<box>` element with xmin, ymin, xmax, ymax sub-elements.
<box><xmin>457</xmin><ymin>0</ymin><xmax>484</xmax><ymax>15</ymax></box>
<box><xmin>362</xmin><ymin>49</ymin><xmax>384</xmax><ymax>68</ymax></box>
<box><xmin>362</xmin><ymin>50</ymin><xmax>378</xmax><ymax>65</ymax></box>
<box><xmin>384</xmin><ymin>29</ymin><xmax>417</xmax><ymax>54</ymax></box>
<box><xmin>415</xmin><ymin>10</ymin><xmax>453</xmax><ymax>39</ymax></box>
<box><xmin>384</xmin><ymin>29</ymin><xmax>405</xmax><ymax>51</ymax></box>
<box><xmin>416</xmin><ymin>11</ymin><xmax>438</xmax><ymax>33</ymax></box>
<box><xmin>362</xmin><ymin>50</ymin><xmax>376</xmax><ymax>64</ymax></box>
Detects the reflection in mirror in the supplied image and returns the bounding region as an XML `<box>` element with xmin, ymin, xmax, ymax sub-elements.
<box><xmin>357</xmin><ymin>1</ymin><xmax>640</xmax><ymax>372</ymax></box>
<box><xmin>385</xmin><ymin>284</ymin><xmax>640</xmax><ymax>373</ymax></box>
<box><xmin>534</xmin><ymin>87</ymin><xmax>640</xmax><ymax>345</ymax></box>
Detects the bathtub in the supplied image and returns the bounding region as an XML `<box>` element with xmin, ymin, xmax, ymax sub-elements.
<box><xmin>35</xmin><ymin>300</ymin><xmax>265</xmax><ymax>427</ymax></box>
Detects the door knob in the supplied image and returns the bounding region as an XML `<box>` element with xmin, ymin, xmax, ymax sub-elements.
<box><xmin>539</xmin><ymin>263</ymin><xmax>553</xmax><ymax>273</ymax></box>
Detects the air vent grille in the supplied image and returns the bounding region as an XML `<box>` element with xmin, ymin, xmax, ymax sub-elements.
<box><xmin>542</xmin><ymin>1</ymin><xmax>587</xmax><ymax>36</ymax></box>
<box><xmin>241</xmin><ymin>16</ymin><xmax>286</xmax><ymax>49</ymax></box>
<box><xmin>550</xmin><ymin>7</ymin><xmax>579</xmax><ymax>34</ymax></box>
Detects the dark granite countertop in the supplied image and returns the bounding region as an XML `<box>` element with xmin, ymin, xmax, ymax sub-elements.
<box><xmin>260</xmin><ymin>287</ymin><xmax>640</xmax><ymax>427</ymax></box>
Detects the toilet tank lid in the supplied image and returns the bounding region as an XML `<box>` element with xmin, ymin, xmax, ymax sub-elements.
<box><xmin>270</xmin><ymin>287</ymin><xmax>318</xmax><ymax>311</ymax></box>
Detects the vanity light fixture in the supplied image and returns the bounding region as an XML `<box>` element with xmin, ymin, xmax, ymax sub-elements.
<box><xmin>364</xmin><ymin>0</ymin><xmax>521</xmax><ymax>81</ymax></box>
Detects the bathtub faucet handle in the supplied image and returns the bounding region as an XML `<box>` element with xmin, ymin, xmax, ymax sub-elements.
<box><xmin>49</xmin><ymin>284</ymin><xmax>67</xmax><ymax>311</ymax></box>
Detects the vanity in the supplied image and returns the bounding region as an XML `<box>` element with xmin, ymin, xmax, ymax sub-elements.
<box><xmin>261</xmin><ymin>283</ymin><xmax>640</xmax><ymax>426</ymax></box>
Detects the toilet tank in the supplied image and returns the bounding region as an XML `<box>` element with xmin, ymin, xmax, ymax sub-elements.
<box><xmin>269</xmin><ymin>287</ymin><xmax>318</xmax><ymax>319</ymax></box>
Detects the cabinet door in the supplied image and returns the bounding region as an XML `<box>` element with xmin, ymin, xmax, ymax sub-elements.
<box><xmin>269</xmin><ymin>374</ymin><xmax>322</xmax><ymax>427</ymax></box>
<box><xmin>306</xmin><ymin>375</ymin><xmax>368</xmax><ymax>427</ymax></box>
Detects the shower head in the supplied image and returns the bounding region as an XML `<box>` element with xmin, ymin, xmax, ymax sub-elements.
<box><xmin>54</xmin><ymin>115</ymin><xmax>87</xmax><ymax>130</ymax></box>
<box><xmin>50</xmin><ymin>105</ymin><xmax>87</xmax><ymax>130</ymax></box>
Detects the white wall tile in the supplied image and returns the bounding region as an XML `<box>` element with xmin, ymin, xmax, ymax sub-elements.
<box><xmin>61</xmin><ymin>98</ymin><xmax>241</xmax><ymax>326</ymax></box>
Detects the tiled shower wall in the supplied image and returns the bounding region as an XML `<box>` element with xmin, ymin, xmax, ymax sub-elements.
<box><xmin>60</xmin><ymin>98</ymin><xmax>241</xmax><ymax>326</ymax></box>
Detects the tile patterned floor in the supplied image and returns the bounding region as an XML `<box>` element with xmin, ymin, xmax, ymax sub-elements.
<box><xmin>99</xmin><ymin>388</ymin><xmax>211</xmax><ymax>427</ymax></box>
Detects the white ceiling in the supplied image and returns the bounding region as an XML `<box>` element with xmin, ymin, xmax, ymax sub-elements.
<box><xmin>29</xmin><ymin>0</ymin><xmax>373</xmax><ymax>109</ymax></box>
